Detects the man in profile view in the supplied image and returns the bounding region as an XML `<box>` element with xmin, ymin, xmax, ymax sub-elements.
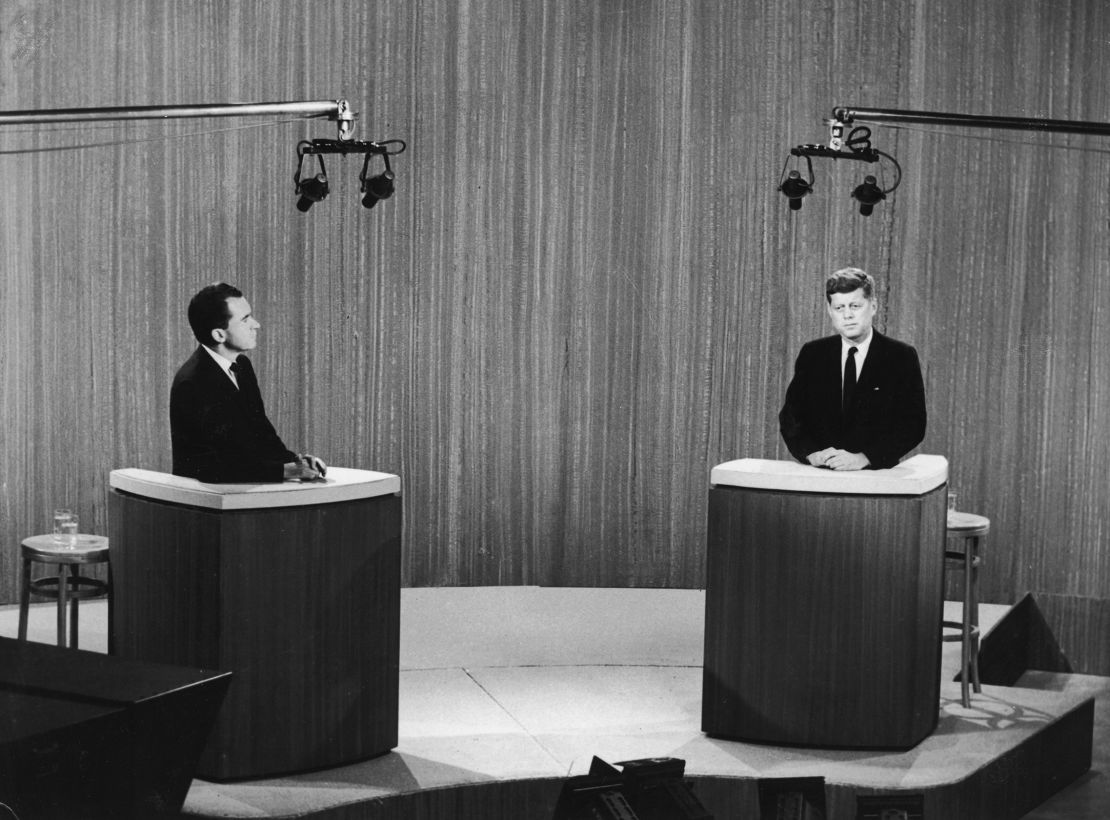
<box><xmin>170</xmin><ymin>282</ymin><xmax>326</xmax><ymax>483</ymax></box>
<box><xmin>779</xmin><ymin>267</ymin><xmax>926</xmax><ymax>470</ymax></box>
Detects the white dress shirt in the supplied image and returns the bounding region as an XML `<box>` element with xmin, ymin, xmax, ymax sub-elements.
<box><xmin>840</xmin><ymin>330</ymin><xmax>873</xmax><ymax>383</ymax></box>
<box><xmin>201</xmin><ymin>344</ymin><xmax>240</xmax><ymax>389</ymax></box>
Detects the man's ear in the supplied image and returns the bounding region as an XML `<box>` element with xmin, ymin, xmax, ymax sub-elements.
<box><xmin>210</xmin><ymin>327</ymin><xmax>226</xmax><ymax>345</ymax></box>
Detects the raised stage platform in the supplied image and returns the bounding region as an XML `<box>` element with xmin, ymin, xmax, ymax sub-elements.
<box><xmin>3</xmin><ymin>587</ymin><xmax>1103</xmax><ymax>819</ymax></box>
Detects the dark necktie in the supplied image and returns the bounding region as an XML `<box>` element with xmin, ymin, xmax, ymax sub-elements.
<box><xmin>843</xmin><ymin>346</ymin><xmax>858</xmax><ymax>414</ymax></box>
<box><xmin>229</xmin><ymin>359</ymin><xmax>242</xmax><ymax>388</ymax></box>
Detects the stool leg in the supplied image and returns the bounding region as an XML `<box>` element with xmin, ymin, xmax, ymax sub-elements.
<box><xmin>56</xmin><ymin>563</ymin><xmax>68</xmax><ymax>649</ymax></box>
<box><xmin>960</xmin><ymin>543</ymin><xmax>973</xmax><ymax>707</ymax></box>
<box><xmin>970</xmin><ymin>536</ymin><xmax>982</xmax><ymax>694</ymax></box>
<box><xmin>69</xmin><ymin>566</ymin><xmax>80</xmax><ymax>649</ymax></box>
<box><xmin>18</xmin><ymin>556</ymin><xmax>32</xmax><ymax>641</ymax></box>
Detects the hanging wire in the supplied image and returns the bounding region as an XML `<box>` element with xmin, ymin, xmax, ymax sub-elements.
<box><xmin>876</xmin><ymin>121</ymin><xmax>1110</xmax><ymax>157</ymax></box>
<box><xmin>0</xmin><ymin>115</ymin><xmax>323</xmax><ymax>156</ymax></box>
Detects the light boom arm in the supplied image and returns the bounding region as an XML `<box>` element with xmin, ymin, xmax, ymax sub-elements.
<box><xmin>832</xmin><ymin>106</ymin><xmax>1110</xmax><ymax>138</ymax></box>
<box><xmin>0</xmin><ymin>99</ymin><xmax>357</xmax><ymax>140</ymax></box>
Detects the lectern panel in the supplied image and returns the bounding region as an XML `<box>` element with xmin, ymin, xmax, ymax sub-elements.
<box><xmin>108</xmin><ymin>498</ymin><xmax>223</xmax><ymax>669</ymax></box>
<box><xmin>110</xmin><ymin>481</ymin><xmax>402</xmax><ymax>780</ymax></box>
<box><xmin>702</xmin><ymin>482</ymin><xmax>946</xmax><ymax>749</ymax></box>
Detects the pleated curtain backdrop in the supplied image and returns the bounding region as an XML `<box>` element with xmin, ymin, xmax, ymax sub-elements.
<box><xmin>0</xmin><ymin>1</ymin><xmax>1107</xmax><ymax>671</ymax></box>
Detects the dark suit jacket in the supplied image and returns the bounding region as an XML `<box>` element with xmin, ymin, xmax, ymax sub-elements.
<box><xmin>170</xmin><ymin>347</ymin><xmax>296</xmax><ymax>482</ymax></box>
<box><xmin>778</xmin><ymin>331</ymin><xmax>926</xmax><ymax>469</ymax></box>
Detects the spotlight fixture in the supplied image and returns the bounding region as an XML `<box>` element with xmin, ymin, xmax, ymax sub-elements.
<box><xmin>294</xmin><ymin>138</ymin><xmax>407</xmax><ymax>213</ymax></box>
<box><xmin>359</xmin><ymin>149</ymin><xmax>395</xmax><ymax>209</ymax></box>
<box><xmin>296</xmin><ymin>174</ymin><xmax>329</xmax><ymax>212</ymax></box>
<box><xmin>778</xmin><ymin>156</ymin><xmax>815</xmax><ymax>212</ymax></box>
<box><xmin>780</xmin><ymin>122</ymin><xmax>901</xmax><ymax>215</ymax></box>
<box><xmin>852</xmin><ymin>175</ymin><xmax>885</xmax><ymax>216</ymax></box>
<box><xmin>294</xmin><ymin>147</ymin><xmax>329</xmax><ymax>212</ymax></box>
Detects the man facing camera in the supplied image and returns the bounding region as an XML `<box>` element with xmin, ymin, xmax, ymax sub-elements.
<box><xmin>170</xmin><ymin>283</ymin><xmax>326</xmax><ymax>483</ymax></box>
<box><xmin>779</xmin><ymin>267</ymin><xmax>925</xmax><ymax>471</ymax></box>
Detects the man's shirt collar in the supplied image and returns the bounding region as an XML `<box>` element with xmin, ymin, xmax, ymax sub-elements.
<box><xmin>201</xmin><ymin>344</ymin><xmax>240</xmax><ymax>387</ymax></box>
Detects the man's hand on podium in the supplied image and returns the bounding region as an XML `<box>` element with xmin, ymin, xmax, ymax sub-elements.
<box><xmin>284</xmin><ymin>453</ymin><xmax>328</xmax><ymax>481</ymax></box>
<box><xmin>807</xmin><ymin>448</ymin><xmax>870</xmax><ymax>471</ymax></box>
<box><xmin>807</xmin><ymin>448</ymin><xmax>837</xmax><ymax>467</ymax></box>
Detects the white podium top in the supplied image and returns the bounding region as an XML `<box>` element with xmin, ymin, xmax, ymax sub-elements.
<box><xmin>710</xmin><ymin>454</ymin><xmax>948</xmax><ymax>496</ymax></box>
<box><xmin>109</xmin><ymin>467</ymin><xmax>401</xmax><ymax>511</ymax></box>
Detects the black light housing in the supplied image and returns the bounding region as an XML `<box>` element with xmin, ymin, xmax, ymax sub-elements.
<box><xmin>359</xmin><ymin>149</ymin><xmax>395</xmax><ymax>209</ymax></box>
<box><xmin>296</xmin><ymin>173</ymin><xmax>329</xmax><ymax>212</ymax></box>
<box><xmin>294</xmin><ymin>144</ymin><xmax>330</xmax><ymax>213</ymax></box>
<box><xmin>780</xmin><ymin>170</ymin><xmax>812</xmax><ymax>211</ymax></box>
<box><xmin>778</xmin><ymin>154</ymin><xmax>816</xmax><ymax>212</ymax></box>
<box><xmin>851</xmin><ymin>174</ymin><xmax>885</xmax><ymax>216</ymax></box>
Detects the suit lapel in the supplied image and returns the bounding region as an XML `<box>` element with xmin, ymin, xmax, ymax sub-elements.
<box><xmin>854</xmin><ymin>331</ymin><xmax>886</xmax><ymax>392</ymax></box>
<box><xmin>194</xmin><ymin>347</ymin><xmax>248</xmax><ymax>402</ymax></box>
<box><xmin>233</xmin><ymin>356</ymin><xmax>265</xmax><ymax>409</ymax></box>
<box><xmin>819</xmin><ymin>336</ymin><xmax>844</xmax><ymax>419</ymax></box>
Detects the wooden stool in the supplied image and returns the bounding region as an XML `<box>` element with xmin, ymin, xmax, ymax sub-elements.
<box><xmin>18</xmin><ymin>534</ymin><xmax>110</xmax><ymax>650</ymax></box>
<box><xmin>943</xmin><ymin>511</ymin><xmax>989</xmax><ymax>707</ymax></box>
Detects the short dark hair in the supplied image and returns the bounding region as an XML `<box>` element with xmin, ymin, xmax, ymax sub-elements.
<box><xmin>188</xmin><ymin>283</ymin><xmax>243</xmax><ymax>347</ymax></box>
<box><xmin>825</xmin><ymin>267</ymin><xmax>875</xmax><ymax>302</ymax></box>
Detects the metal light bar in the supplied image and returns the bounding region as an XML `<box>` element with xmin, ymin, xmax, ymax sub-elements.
<box><xmin>298</xmin><ymin>138</ymin><xmax>396</xmax><ymax>156</ymax></box>
<box><xmin>833</xmin><ymin>106</ymin><xmax>1110</xmax><ymax>138</ymax></box>
<box><xmin>0</xmin><ymin>99</ymin><xmax>357</xmax><ymax>140</ymax></box>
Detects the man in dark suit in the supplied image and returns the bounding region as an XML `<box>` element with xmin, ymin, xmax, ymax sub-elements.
<box><xmin>779</xmin><ymin>268</ymin><xmax>925</xmax><ymax>470</ymax></box>
<box><xmin>170</xmin><ymin>283</ymin><xmax>326</xmax><ymax>483</ymax></box>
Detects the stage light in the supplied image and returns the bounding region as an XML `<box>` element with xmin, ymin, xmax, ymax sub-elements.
<box><xmin>359</xmin><ymin>149</ymin><xmax>395</xmax><ymax>209</ymax></box>
<box><xmin>296</xmin><ymin>173</ymin><xmax>329</xmax><ymax>212</ymax></box>
<box><xmin>552</xmin><ymin>757</ymin><xmax>713</xmax><ymax>819</ymax></box>
<box><xmin>778</xmin><ymin>154</ymin><xmax>816</xmax><ymax>213</ymax></box>
<box><xmin>780</xmin><ymin>170</ymin><xmax>812</xmax><ymax>210</ymax></box>
<box><xmin>361</xmin><ymin>172</ymin><xmax>394</xmax><ymax>208</ymax></box>
<box><xmin>852</xmin><ymin>174</ymin><xmax>885</xmax><ymax>216</ymax></box>
<box><xmin>294</xmin><ymin>143</ymin><xmax>329</xmax><ymax>213</ymax></box>
<box><xmin>294</xmin><ymin>138</ymin><xmax>406</xmax><ymax>212</ymax></box>
<box><xmin>782</xmin><ymin>122</ymin><xmax>901</xmax><ymax>215</ymax></box>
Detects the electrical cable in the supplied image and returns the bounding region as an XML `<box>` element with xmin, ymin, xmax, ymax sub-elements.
<box><xmin>0</xmin><ymin>115</ymin><xmax>322</xmax><ymax>155</ymax></box>
<box><xmin>870</xmin><ymin>120</ymin><xmax>1110</xmax><ymax>157</ymax></box>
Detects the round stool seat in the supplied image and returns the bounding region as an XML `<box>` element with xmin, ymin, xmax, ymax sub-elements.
<box><xmin>22</xmin><ymin>533</ymin><xmax>110</xmax><ymax>564</ymax></box>
<box><xmin>946</xmin><ymin>510</ymin><xmax>990</xmax><ymax>537</ymax></box>
<box><xmin>19</xmin><ymin>534</ymin><xmax>110</xmax><ymax>649</ymax></box>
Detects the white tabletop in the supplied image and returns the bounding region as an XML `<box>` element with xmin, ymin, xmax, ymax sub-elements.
<box><xmin>110</xmin><ymin>467</ymin><xmax>401</xmax><ymax>510</ymax></box>
<box><xmin>710</xmin><ymin>454</ymin><xmax>948</xmax><ymax>496</ymax></box>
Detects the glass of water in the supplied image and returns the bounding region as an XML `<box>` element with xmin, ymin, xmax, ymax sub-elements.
<box><xmin>52</xmin><ymin>509</ymin><xmax>72</xmax><ymax>543</ymax></box>
<box><xmin>62</xmin><ymin>514</ymin><xmax>79</xmax><ymax>547</ymax></box>
<box><xmin>53</xmin><ymin>509</ymin><xmax>78</xmax><ymax>547</ymax></box>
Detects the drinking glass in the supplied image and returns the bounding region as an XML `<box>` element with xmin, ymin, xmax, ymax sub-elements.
<box><xmin>52</xmin><ymin>508</ymin><xmax>73</xmax><ymax>544</ymax></box>
<box><xmin>60</xmin><ymin>513</ymin><xmax>79</xmax><ymax>547</ymax></box>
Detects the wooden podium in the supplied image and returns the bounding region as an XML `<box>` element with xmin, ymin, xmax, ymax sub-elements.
<box><xmin>701</xmin><ymin>455</ymin><xmax>948</xmax><ymax>750</ymax></box>
<box><xmin>108</xmin><ymin>467</ymin><xmax>402</xmax><ymax>780</ymax></box>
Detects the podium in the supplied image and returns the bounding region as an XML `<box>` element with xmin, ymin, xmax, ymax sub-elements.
<box><xmin>701</xmin><ymin>455</ymin><xmax>948</xmax><ymax>750</ymax></box>
<box><xmin>108</xmin><ymin>467</ymin><xmax>402</xmax><ymax>780</ymax></box>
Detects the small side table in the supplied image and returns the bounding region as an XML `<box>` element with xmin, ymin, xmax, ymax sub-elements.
<box><xmin>944</xmin><ymin>511</ymin><xmax>989</xmax><ymax>707</ymax></box>
<box><xmin>18</xmin><ymin>534</ymin><xmax>111</xmax><ymax>650</ymax></box>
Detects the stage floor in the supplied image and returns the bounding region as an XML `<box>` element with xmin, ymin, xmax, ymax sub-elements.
<box><xmin>3</xmin><ymin>587</ymin><xmax>1108</xmax><ymax>819</ymax></box>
